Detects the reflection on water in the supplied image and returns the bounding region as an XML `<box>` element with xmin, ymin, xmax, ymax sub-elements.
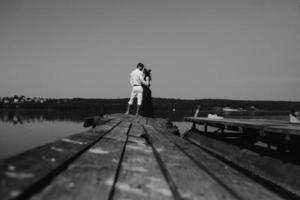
<box><xmin>0</xmin><ymin>109</ymin><xmax>104</xmax><ymax>160</ymax></box>
<box><xmin>0</xmin><ymin>109</ymin><xmax>103</xmax><ymax>125</ymax></box>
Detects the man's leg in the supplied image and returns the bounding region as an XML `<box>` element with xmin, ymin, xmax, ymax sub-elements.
<box><xmin>125</xmin><ymin>103</ymin><xmax>131</xmax><ymax>115</ymax></box>
<box><xmin>126</xmin><ymin>88</ymin><xmax>136</xmax><ymax>115</ymax></box>
<box><xmin>136</xmin><ymin>90</ymin><xmax>143</xmax><ymax>116</ymax></box>
<box><xmin>135</xmin><ymin>105</ymin><xmax>140</xmax><ymax>116</ymax></box>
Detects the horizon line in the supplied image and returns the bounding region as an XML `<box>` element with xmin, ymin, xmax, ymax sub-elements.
<box><xmin>1</xmin><ymin>96</ymin><xmax>300</xmax><ymax>103</ymax></box>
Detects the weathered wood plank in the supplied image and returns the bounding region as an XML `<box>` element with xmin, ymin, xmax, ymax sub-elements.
<box><xmin>112</xmin><ymin>135</ymin><xmax>173</xmax><ymax>200</ymax></box>
<box><xmin>265</xmin><ymin>125</ymin><xmax>300</xmax><ymax>134</ymax></box>
<box><xmin>247</xmin><ymin>118</ymin><xmax>299</xmax><ymax>125</ymax></box>
<box><xmin>0</xmin><ymin>119</ymin><xmax>120</xmax><ymax>200</ymax></box>
<box><xmin>185</xmin><ymin>117</ymin><xmax>300</xmax><ymax>136</ymax></box>
<box><xmin>103</xmin><ymin>121</ymin><xmax>131</xmax><ymax>141</ymax></box>
<box><xmin>29</xmin><ymin>121</ymin><xmax>131</xmax><ymax>200</ymax></box>
<box><xmin>185</xmin><ymin>117</ymin><xmax>273</xmax><ymax>128</ymax></box>
<box><xmin>128</xmin><ymin>123</ymin><xmax>145</xmax><ymax>138</ymax></box>
<box><xmin>144</xmin><ymin>125</ymin><xmax>236</xmax><ymax>200</ymax></box>
<box><xmin>185</xmin><ymin>131</ymin><xmax>300</xmax><ymax>198</ymax></box>
<box><xmin>155</xmin><ymin>126</ymin><xmax>284</xmax><ymax>200</ymax></box>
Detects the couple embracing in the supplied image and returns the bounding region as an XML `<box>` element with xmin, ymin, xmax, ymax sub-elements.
<box><xmin>125</xmin><ymin>63</ymin><xmax>154</xmax><ymax>117</ymax></box>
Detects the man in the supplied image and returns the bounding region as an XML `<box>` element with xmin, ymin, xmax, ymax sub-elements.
<box><xmin>125</xmin><ymin>63</ymin><xmax>149</xmax><ymax>116</ymax></box>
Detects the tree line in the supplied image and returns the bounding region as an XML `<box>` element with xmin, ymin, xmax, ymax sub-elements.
<box><xmin>1</xmin><ymin>97</ymin><xmax>300</xmax><ymax>112</ymax></box>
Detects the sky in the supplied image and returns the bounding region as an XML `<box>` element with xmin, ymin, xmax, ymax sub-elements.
<box><xmin>0</xmin><ymin>0</ymin><xmax>299</xmax><ymax>101</ymax></box>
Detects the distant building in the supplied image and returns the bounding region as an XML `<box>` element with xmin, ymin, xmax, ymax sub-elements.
<box><xmin>222</xmin><ymin>107</ymin><xmax>240</xmax><ymax>112</ymax></box>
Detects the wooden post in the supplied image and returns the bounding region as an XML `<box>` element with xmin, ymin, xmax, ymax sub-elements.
<box><xmin>191</xmin><ymin>123</ymin><xmax>197</xmax><ymax>131</ymax></box>
<box><xmin>193</xmin><ymin>104</ymin><xmax>201</xmax><ymax>118</ymax></box>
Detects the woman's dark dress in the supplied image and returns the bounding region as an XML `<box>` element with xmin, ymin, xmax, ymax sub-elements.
<box><xmin>141</xmin><ymin>73</ymin><xmax>154</xmax><ymax>117</ymax></box>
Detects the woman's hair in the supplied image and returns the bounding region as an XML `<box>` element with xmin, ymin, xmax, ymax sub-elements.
<box><xmin>137</xmin><ymin>63</ymin><xmax>144</xmax><ymax>68</ymax></box>
<box><xmin>144</xmin><ymin>68</ymin><xmax>152</xmax><ymax>81</ymax></box>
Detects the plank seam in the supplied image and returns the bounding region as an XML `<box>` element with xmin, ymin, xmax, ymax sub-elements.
<box><xmin>142</xmin><ymin>125</ymin><xmax>183</xmax><ymax>200</ymax></box>
<box><xmin>107</xmin><ymin>123</ymin><xmax>132</xmax><ymax>200</ymax></box>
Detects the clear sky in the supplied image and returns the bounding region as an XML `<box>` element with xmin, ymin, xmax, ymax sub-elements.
<box><xmin>0</xmin><ymin>0</ymin><xmax>299</xmax><ymax>100</ymax></box>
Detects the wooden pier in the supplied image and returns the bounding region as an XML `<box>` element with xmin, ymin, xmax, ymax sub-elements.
<box><xmin>0</xmin><ymin>114</ymin><xmax>298</xmax><ymax>200</ymax></box>
<box><xmin>184</xmin><ymin>116</ymin><xmax>300</xmax><ymax>198</ymax></box>
<box><xmin>184</xmin><ymin>117</ymin><xmax>300</xmax><ymax>149</ymax></box>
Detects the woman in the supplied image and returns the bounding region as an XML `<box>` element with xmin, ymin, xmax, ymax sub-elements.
<box><xmin>141</xmin><ymin>68</ymin><xmax>154</xmax><ymax>117</ymax></box>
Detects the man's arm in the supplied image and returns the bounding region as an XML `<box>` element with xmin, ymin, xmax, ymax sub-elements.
<box><xmin>139</xmin><ymin>73</ymin><xmax>149</xmax><ymax>86</ymax></box>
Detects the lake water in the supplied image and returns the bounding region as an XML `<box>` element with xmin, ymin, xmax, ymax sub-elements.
<box><xmin>0</xmin><ymin>109</ymin><xmax>97</xmax><ymax>160</ymax></box>
<box><xmin>0</xmin><ymin>109</ymin><xmax>289</xmax><ymax>160</ymax></box>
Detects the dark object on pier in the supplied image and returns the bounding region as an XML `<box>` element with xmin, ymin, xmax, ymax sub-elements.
<box><xmin>83</xmin><ymin>115</ymin><xmax>104</xmax><ymax>128</ymax></box>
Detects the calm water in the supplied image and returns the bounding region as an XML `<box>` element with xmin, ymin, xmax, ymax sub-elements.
<box><xmin>0</xmin><ymin>109</ymin><xmax>289</xmax><ymax>160</ymax></box>
<box><xmin>0</xmin><ymin>109</ymin><xmax>100</xmax><ymax>160</ymax></box>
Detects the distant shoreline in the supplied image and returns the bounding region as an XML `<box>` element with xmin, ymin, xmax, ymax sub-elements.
<box><xmin>1</xmin><ymin>96</ymin><xmax>300</xmax><ymax>111</ymax></box>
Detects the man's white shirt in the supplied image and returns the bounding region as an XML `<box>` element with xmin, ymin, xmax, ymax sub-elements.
<box><xmin>130</xmin><ymin>68</ymin><xmax>145</xmax><ymax>86</ymax></box>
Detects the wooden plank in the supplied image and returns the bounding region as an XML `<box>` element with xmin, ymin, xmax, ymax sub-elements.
<box><xmin>144</xmin><ymin>125</ymin><xmax>237</xmax><ymax>200</ymax></box>
<box><xmin>156</xmin><ymin>126</ymin><xmax>284</xmax><ymax>200</ymax></box>
<box><xmin>185</xmin><ymin>117</ymin><xmax>276</xmax><ymax>128</ymax></box>
<box><xmin>29</xmin><ymin>121</ymin><xmax>131</xmax><ymax>200</ymax></box>
<box><xmin>185</xmin><ymin>117</ymin><xmax>300</xmax><ymax>136</ymax></box>
<box><xmin>93</xmin><ymin>119</ymin><xmax>120</xmax><ymax>132</ymax></box>
<box><xmin>247</xmin><ymin>118</ymin><xmax>299</xmax><ymax>125</ymax></box>
<box><xmin>128</xmin><ymin>123</ymin><xmax>145</xmax><ymax>138</ymax></box>
<box><xmin>0</xmin><ymin>119</ymin><xmax>120</xmax><ymax>200</ymax></box>
<box><xmin>185</xmin><ymin>117</ymin><xmax>270</xmax><ymax>128</ymax></box>
<box><xmin>265</xmin><ymin>125</ymin><xmax>300</xmax><ymax>135</ymax></box>
<box><xmin>112</xmin><ymin>135</ymin><xmax>173</xmax><ymax>200</ymax></box>
<box><xmin>185</xmin><ymin>131</ymin><xmax>300</xmax><ymax>198</ymax></box>
<box><xmin>193</xmin><ymin>117</ymin><xmax>299</xmax><ymax>129</ymax></box>
<box><xmin>103</xmin><ymin>121</ymin><xmax>131</xmax><ymax>141</ymax></box>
